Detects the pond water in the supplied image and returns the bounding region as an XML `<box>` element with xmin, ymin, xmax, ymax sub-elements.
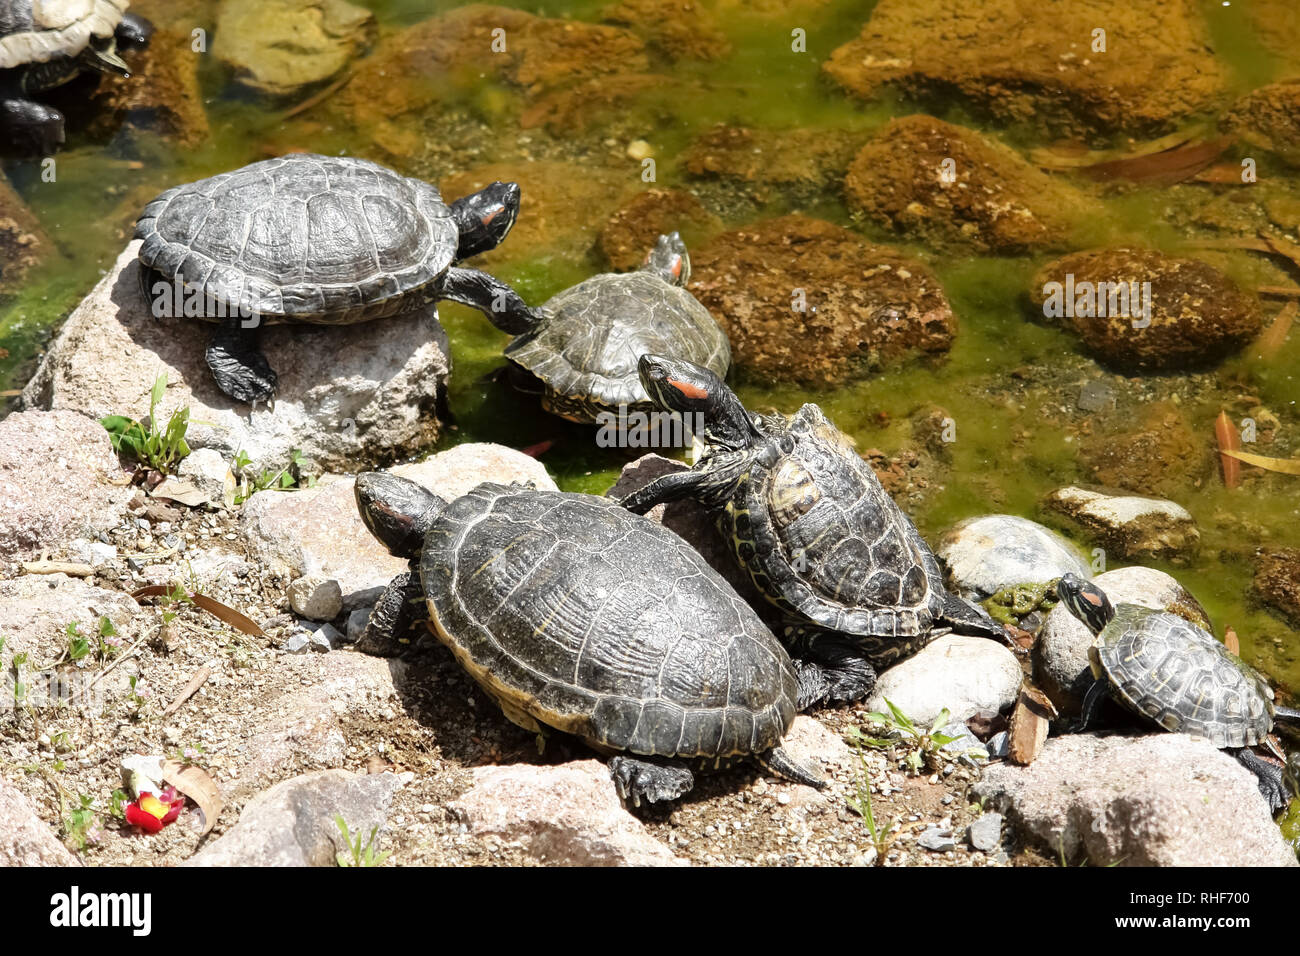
<box><xmin>1</xmin><ymin>0</ymin><xmax>1297</xmax><ymax>703</ymax></box>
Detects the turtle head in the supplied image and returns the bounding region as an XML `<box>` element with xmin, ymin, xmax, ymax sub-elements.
<box><xmin>450</xmin><ymin>181</ymin><xmax>521</xmax><ymax>260</ymax></box>
<box><xmin>638</xmin><ymin>354</ymin><xmax>759</xmax><ymax>451</ymax></box>
<box><xmin>1056</xmin><ymin>573</ymin><xmax>1114</xmax><ymax>635</ymax></box>
<box><xmin>355</xmin><ymin>472</ymin><xmax>446</xmax><ymax>560</ymax></box>
<box><xmin>642</xmin><ymin>232</ymin><xmax>690</xmax><ymax>287</ymax></box>
<box><xmin>79</xmin><ymin>35</ymin><xmax>131</xmax><ymax>77</ymax></box>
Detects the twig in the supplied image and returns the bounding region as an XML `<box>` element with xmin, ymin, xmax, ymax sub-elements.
<box><xmin>20</xmin><ymin>561</ymin><xmax>95</xmax><ymax>577</ymax></box>
<box><xmin>161</xmin><ymin>665</ymin><xmax>211</xmax><ymax>717</ymax></box>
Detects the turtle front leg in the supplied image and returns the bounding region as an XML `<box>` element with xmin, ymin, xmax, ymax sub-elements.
<box><xmin>608</xmin><ymin>755</ymin><xmax>694</xmax><ymax>807</ymax></box>
<box><xmin>206</xmin><ymin>316</ymin><xmax>278</xmax><ymax>404</ymax></box>
<box><xmin>755</xmin><ymin>746</ymin><xmax>824</xmax><ymax>789</ymax></box>
<box><xmin>1233</xmin><ymin>748</ymin><xmax>1290</xmax><ymax>814</ymax></box>
<box><xmin>618</xmin><ymin>469</ymin><xmax>707</xmax><ymax>515</ymax></box>
<box><xmin>1</xmin><ymin>98</ymin><xmax>65</xmax><ymax>155</ymax></box>
<box><xmin>440</xmin><ymin>266</ymin><xmax>545</xmax><ymax>335</ymax></box>
<box><xmin>355</xmin><ymin>569</ymin><xmax>426</xmax><ymax>657</ymax></box>
<box><xmin>1077</xmin><ymin>677</ymin><xmax>1109</xmax><ymax>732</ymax></box>
<box><xmin>787</xmin><ymin>629</ymin><xmax>877</xmax><ymax>708</ymax></box>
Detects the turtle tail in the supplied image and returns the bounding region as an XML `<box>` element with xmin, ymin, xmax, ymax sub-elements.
<box><xmin>754</xmin><ymin>745</ymin><xmax>825</xmax><ymax>789</ymax></box>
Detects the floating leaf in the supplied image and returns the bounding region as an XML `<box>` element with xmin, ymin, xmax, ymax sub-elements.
<box><xmin>1030</xmin><ymin>129</ymin><xmax>1199</xmax><ymax>169</ymax></box>
<box><xmin>1255</xmin><ymin>301</ymin><xmax>1296</xmax><ymax>360</ymax></box>
<box><xmin>1219</xmin><ymin>449</ymin><xmax>1300</xmax><ymax>475</ymax></box>
<box><xmin>1215</xmin><ymin>410</ymin><xmax>1241</xmax><ymax>489</ymax></box>
<box><xmin>163</xmin><ymin>760</ymin><xmax>223</xmax><ymax>838</ymax></box>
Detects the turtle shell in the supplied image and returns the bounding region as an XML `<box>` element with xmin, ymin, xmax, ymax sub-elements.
<box><xmin>0</xmin><ymin>0</ymin><xmax>125</xmax><ymax>67</ymax></box>
<box><xmin>504</xmin><ymin>271</ymin><xmax>730</xmax><ymax>423</ymax></box>
<box><xmin>418</xmin><ymin>483</ymin><xmax>797</xmax><ymax>759</ymax></box>
<box><xmin>1093</xmin><ymin>604</ymin><xmax>1275</xmax><ymax>748</ymax></box>
<box><xmin>722</xmin><ymin>404</ymin><xmax>945</xmax><ymax>663</ymax></box>
<box><xmin>134</xmin><ymin>153</ymin><xmax>458</xmax><ymax>324</ymax></box>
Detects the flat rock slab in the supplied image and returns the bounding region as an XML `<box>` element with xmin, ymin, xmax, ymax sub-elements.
<box><xmin>937</xmin><ymin>514</ymin><xmax>1091</xmax><ymax>600</ymax></box>
<box><xmin>0</xmin><ymin>574</ymin><xmax>141</xmax><ymax>675</ymax></box>
<box><xmin>866</xmin><ymin>633</ymin><xmax>1022</xmax><ymax>726</ymax></box>
<box><xmin>187</xmin><ymin>769</ymin><xmax>402</xmax><ymax>866</ymax></box>
<box><xmin>449</xmin><ymin>759</ymin><xmax>686</xmax><ymax>866</ymax></box>
<box><xmin>22</xmin><ymin>241</ymin><xmax>450</xmax><ymax>474</ymax></box>
<box><xmin>0</xmin><ymin>780</ymin><xmax>78</xmax><ymax>865</ymax></box>
<box><xmin>974</xmin><ymin>734</ymin><xmax>1297</xmax><ymax>867</ymax></box>
<box><xmin>1045</xmin><ymin>485</ymin><xmax>1199</xmax><ymax>561</ymax></box>
<box><xmin>0</xmin><ymin>409</ymin><xmax>135</xmax><ymax>561</ymax></box>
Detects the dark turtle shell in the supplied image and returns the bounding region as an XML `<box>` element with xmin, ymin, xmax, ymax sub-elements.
<box><xmin>504</xmin><ymin>271</ymin><xmax>730</xmax><ymax>423</ymax></box>
<box><xmin>0</xmin><ymin>0</ymin><xmax>125</xmax><ymax>69</ymax></box>
<box><xmin>134</xmin><ymin>153</ymin><xmax>458</xmax><ymax>324</ymax></box>
<box><xmin>1093</xmin><ymin>604</ymin><xmax>1275</xmax><ymax>748</ymax></box>
<box><xmin>419</xmin><ymin>483</ymin><xmax>797</xmax><ymax>759</ymax></box>
<box><xmin>723</xmin><ymin>404</ymin><xmax>945</xmax><ymax>665</ymax></box>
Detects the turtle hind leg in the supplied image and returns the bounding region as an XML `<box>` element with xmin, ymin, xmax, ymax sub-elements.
<box><xmin>0</xmin><ymin>98</ymin><xmax>64</xmax><ymax>156</ymax></box>
<box><xmin>206</xmin><ymin>319</ymin><xmax>277</xmax><ymax>404</ymax></box>
<box><xmin>608</xmin><ymin>755</ymin><xmax>694</xmax><ymax>807</ymax></box>
<box><xmin>755</xmin><ymin>745</ymin><xmax>824</xmax><ymax>789</ymax></box>
<box><xmin>788</xmin><ymin>628</ymin><xmax>877</xmax><ymax>708</ymax></box>
<box><xmin>1232</xmin><ymin>747</ymin><xmax>1290</xmax><ymax>814</ymax></box>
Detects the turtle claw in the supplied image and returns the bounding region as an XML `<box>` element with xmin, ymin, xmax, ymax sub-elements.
<box><xmin>609</xmin><ymin>755</ymin><xmax>694</xmax><ymax>807</ymax></box>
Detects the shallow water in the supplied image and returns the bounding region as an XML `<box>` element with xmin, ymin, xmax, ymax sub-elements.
<box><xmin>1</xmin><ymin>0</ymin><xmax>1298</xmax><ymax>699</ymax></box>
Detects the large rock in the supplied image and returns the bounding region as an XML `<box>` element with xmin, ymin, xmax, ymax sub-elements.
<box><xmin>865</xmin><ymin>634</ymin><xmax>1022</xmax><ymax>726</ymax></box>
<box><xmin>240</xmin><ymin>443</ymin><xmax>556</xmax><ymax>608</ymax></box>
<box><xmin>973</xmin><ymin>734</ymin><xmax>1297</xmax><ymax>867</ymax></box>
<box><xmin>844</xmin><ymin>115</ymin><xmax>1100</xmax><ymax>254</ymax></box>
<box><xmin>20</xmin><ymin>241</ymin><xmax>451</xmax><ymax>473</ymax></box>
<box><xmin>1226</xmin><ymin>79</ymin><xmax>1300</xmax><ymax>167</ymax></box>
<box><xmin>598</xmin><ymin>189</ymin><xmax>720</xmax><ymax>272</ymax></box>
<box><xmin>823</xmin><ymin>0</ymin><xmax>1232</xmax><ymax>138</ymax></box>
<box><xmin>1080</xmin><ymin>402</ymin><xmax>1210</xmax><ymax>498</ymax></box>
<box><xmin>685</xmin><ymin>124</ymin><xmax>866</xmax><ymax>200</ymax></box>
<box><xmin>1030</xmin><ymin>249</ymin><xmax>1261</xmax><ymax>372</ymax></box>
<box><xmin>0</xmin><ymin>780</ymin><xmax>78</xmax><ymax>865</ymax></box>
<box><xmin>0</xmin><ymin>409</ymin><xmax>134</xmax><ymax>561</ymax></box>
<box><xmin>0</xmin><ymin>575</ymin><xmax>141</xmax><ymax>673</ymax></box>
<box><xmin>1254</xmin><ymin>548</ymin><xmax>1300</xmax><ymax>627</ymax></box>
<box><xmin>448</xmin><ymin>760</ymin><xmax>686</xmax><ymax>866</ymax></box>
<box><xmin>1034</xmin><ymin>565</ymin><xmax>1211</xmax><ymax>717</ymax></box>
<box><xmin>188</xmin><ymin>769</ymin><xmax>401</xmax><ymax>866</ymax></box>
<box><xmin>937</xmin><ymin>514</ymin><xmax>1091</xmax><ymax>601</ymax></box>
<box><xmin>0</xmin><ymin>173</ymin><xmax>51</xmax><ymax>295</ymax></box>
<box><xmin>1044</xmin><ymin>486</ymin><xmax>1199</xmax><ymax>562</ymax></box>
<box><xmin>601</xmin><ymin>0</ymin><xmax>729</xmax><ymax>61</ymax></box>
<box><xmin>216</xmin><ymin>0</ymin><xmax>375</xmax><ymax>98</ymax></box>
<box><xmin>689</xmin><ymin>214</ymin><xmax>956</xmax><ymax>387</ymax></box>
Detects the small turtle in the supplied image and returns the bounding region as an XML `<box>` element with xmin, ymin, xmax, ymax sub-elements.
<box><xmin>1</xmin><ymin>0</ymin><xmax>152</xmax><ymax>154</ymax></box>
<box><xmin>503</xmin><ymin>233</ymin><xmax>729</xmax><ymax>424</ymax></box>
<box><xmin>134</xmin><ymin>153</ymin><xmax>544</xmax><ymax>404</ymax></box>
<box><xmin>354</xmin><ymin>472</ymin><xmax>825</xmax><ymax>805</ymax></box>
<box><xmin>620</xmin><ymin>355</ymin><xmax>1005</xmax><ymax>707</ymax></box>
<box><xmin>1058</xmin><ymin>572</ymin><xmax>1300</xmax><ymax>812</ymax></box>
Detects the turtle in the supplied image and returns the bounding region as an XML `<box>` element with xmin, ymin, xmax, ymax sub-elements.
<box><xmin>353</xmin><ymin>471</ymin><xmax>826</xmax><ymax>805</ymax></box>
<box><xmin>502</xmin><ymin>232</ymin><xmax>730</xmax><ymax>425</ymax></box>
<box><xmin>1</xmin><ymin>0</ymin><xmax>152</xmax><ymax>155</ymax></box>
<box><xmin>1057</xmin><ymin>572</ymin><xmax>1300</xmax><ymax>812</ymax></box>
<box><xmin>134</xmin><ymin>153</ymin><xmax>545</xmax><ymax>404</ymax></box>
<box><xmin>619</xmin><ymin>354</ymin><xmax>1006</xmax><ymax>707</ymax></box>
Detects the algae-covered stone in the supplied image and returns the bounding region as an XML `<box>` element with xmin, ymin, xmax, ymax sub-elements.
<box><xmin>1254</xmin><ymin>548</ymin><xmax>1300</xmax><ymax>627</ymax></box>
<box><xmin>844</xmin><ymin>116</ymin><xmax>1100</xmax><ymax>254</ymax></box>
<box><xmin>1080</xmin><ymin>402</ymin><xmax>1212</xmax><ymax>498</ymax></box>
<box><xmin>90</xmin><ymin>27</ymin><xmax>210</xmax><ymax>146</ymax></box>
<box><xmin>1030</xmin><ymin>249</ymin><xmax>1261</xmax><ymax>371</ymax></box>
<box><xmin>824</xmin><ymin>0</ymin><xmax>1232</xmax><ymax>138</ymax></box>
<box><xmin>1226</xmin><ymin>79</ymin><xmax>1300</xmax><ymax>168</ymax></box>
<box><xmin>598</xmin><ymin>189</ymin><xmax>721</xmax><ymax>271</ymax></box>
<box><xmin>689</xmin><ymin>214</ymin><xmax>955</xmax><ymax>387</ymax></box>
<box><xmin>686</xmin><ymin>124</ymin><xmax>866</xmax><ymax>200</ymax></box>
<box><xmin>601</xmin><ymin>0</ymin><xmax>730</xmax><ymax>62</ymax></box>
<box><xmin>1044</xmin><ymin>486</ymin><xmax>1199</xmax><ymax>562</ymax></box>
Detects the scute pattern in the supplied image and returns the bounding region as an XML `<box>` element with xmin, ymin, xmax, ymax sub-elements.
<box><xmin>1097</xmin><ymin>604</ymin><xmax>1275</xmax><ymax>748</ymax></box>
<box><xmin>0</xmin><ymin>0</ymin><xmax>125</xmax><ymax>68</ymax></box>
<box><xmin>134</xmin><ymin>154</ymin><xmax>458</xmax><ymax>324</ymax></box>
<box><xmin>419</xmin><ymin>484</ymin><xmax>797</xmax><ymax>760</ymax></box>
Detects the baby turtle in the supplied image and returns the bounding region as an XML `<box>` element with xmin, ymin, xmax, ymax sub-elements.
<box><xmin>134</xmin><ymin>153</ymin><xmax>543</xmax><ymax>404</ymax></box>
<box><xmin>354</xmin><ymin>472</ymin><xmax>824</xmax><ymax>805</ymax></box>
<box><xmin>621</xmin><ymin>355</ymin><xmax>1005</xmax><ymax>706</ymax></box>
<box><xmin>1058</xmin><ymin>572</ymin><xmax>1299</xmax><ymax>811</ymax></box>
<box><xmin>503</xmin><ymin>233</ymin><xmax>729</xmax><ymax>424</ymax></box>
<box><xmin>0</xmin><ymin>0</ymin><xmax>152</xmax><ymax>154</ymax></box>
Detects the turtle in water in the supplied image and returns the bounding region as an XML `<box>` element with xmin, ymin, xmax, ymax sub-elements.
<box><xmin>0</xmin><ymin>0</ymin><xmax>152</xmax><ymax>155</ymax></box>
<box><xmin>503</xmin><ymin>232</ymin><xmax>729</xmax><ymax>425</ymax></box>
<box><xmin>620</xmin><ymin>355</ymin><xmax>1006</xmax><ymax>707</ymax></box>
<box><xmin>134</xmin><ymin>153</ymin><xmax>544</xmax><ymax>404</ymax></box>
<box><xmin>1058</xmin><ymin>572</ymin><xmax>1300</xmax><ymax>811</ymax></box>
<box><xmin>354</xmin><ymin>471</ymin><xmax>825</xmax><ymax>805</ymax></box>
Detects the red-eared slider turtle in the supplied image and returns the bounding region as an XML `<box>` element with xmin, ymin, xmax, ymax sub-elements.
<box><xmin>1058</xmin><ymin>573</ymin><xmax>1299</xmax><ymax>811</ymax></box>
<box><xmin>620</xmin><ymin>355</ymin><xmax>1006</xmax><ymax>706</ymax></box>
<box><xmin>354</xmin><ymin>471</ymin><xmax>824</xmax><ymax>805</ymax></box>
<box><xmin>134</xmin><ymin>153</ymin><xmax>544</xmax><ymax>404</ymax></box>
<box><xmin>0</xmin><ymin>0</ymin><xmax>151</xmax><ymax>154</ymax></box>
<box><xmin>503</xmin><ymin>233</ymin><xmax>730</xmax><ymax>424</ymax></box>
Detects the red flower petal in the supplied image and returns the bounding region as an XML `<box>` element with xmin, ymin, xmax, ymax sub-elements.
<box><xmin>160</xmin><ymin>796</ymin><xmax>184</xmax><ymax>824</ymax></box>
<box><xmin>125</xmin><ymin>802</ymin><xmax>164</xmax><ymax>833</ymax></box>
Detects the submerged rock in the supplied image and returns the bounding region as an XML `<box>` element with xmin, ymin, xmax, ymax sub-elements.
<box><xmin>1079</xmin><ymin>402</ymin><xmax>1210</xmax><ymax>498</ymax></box>
<box><xmin>216</xmin><ymin>0</ymin><xmax>375</xmax><ymax>98</ymax></box>
<box><xmin>20</xmin><ymin>241</ymin><xmax>451</xmax><ymax>474</ymax></box>
<box><xmin>937</xmin><ymin>514</ymin><xmax>1092</xmax><ymax>601</ymax></box>
<box><xmin>1033</xmin><ymin>565</ymin><xmax>1211</xmax><ymax>717</ymax></box>
<box><xmin>685</xmin><ymin>124</ymin><xmax>866</xmax><ymax>200</ymax></box>
<box><xmin>973</xmin><ymin>734</ymin><xmax>1296</xmax><ymax>867</ymax></box>
<box><xmin>89</xmin><ymin>27</ymin><xmax>209</xmax><ymax>147</ymax></box>
<box><xmin>1044</xmin><ymin>486</ymin><xmax>1199</xmax><ymax>562</ymax></box>
<box><xmin>1226</xmin><ymin>79</ymin><xmax>1300</xmax><ymax>167</ymax></box>
<box><xmin>865</xmin><ymin>634</ymin><xmax>1022</xmax><ymax>726</ymax></box>
<box><xmin>1030</xmin><ymin>249</ymin><xmax>1261</xmax><ymax>371</ymax></box>
<box><xmin>1254</xmin><ymin>548</ymin><xmax>1300</xmax><ymax>627</ymax></box>
<box><xmin>844</xmin><ymin>115</ymin><xmax>1099</xmax><ymax>254</ymax></box>
<box><xmin>689</xmin><ymin>214</ymin><xmax>955</xmax><ymax>387</ymax></box>
<box><xmin>601</xmin><ymin>0</ymin><xmax>729</xmax><ymax>61</ymax></box>
<box><xmin>598</xmin><ymin>189</ymin><xmax>720</xmax><ymax>272</ymax></box>
<box><xmin>824</xmin><ymin>0</ymin><xmax>1232</xmax><ymax>138</ymax></box>
<box><xmin>0</xmin><ymin>174</ymin><xmax>51</xmax><ymax>295</ymax></box>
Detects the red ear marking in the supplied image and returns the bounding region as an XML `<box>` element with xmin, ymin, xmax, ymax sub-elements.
<box><xmin>1083</xmin><ymin>592</ymin><xmax>1102</xmax><ymax>606</ymax></box>
<box><xmin>670</xmin><ymin>257</ymin><xmax>683</xmax><ymax>279</ymax></box>
<box><xmin>667</xmin><ymin>378</ymin><xmax>709</xmax><ymax>400</ymax></box>
<box><xmin>480</xmin><ymin>207</ymin><xmax>501</xmax><ymax>225</ymax></box>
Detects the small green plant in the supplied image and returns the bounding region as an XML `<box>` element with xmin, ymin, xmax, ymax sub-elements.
<box><xmin>101</xmin><ymin>374</ymin><xmax>191</xmax><ymax>474</ymax></box>
<box><xmin>109</xmin><ymin>788</ymin><xmax>130</xmax><ymax>820</ymax></box>
<box><xmin>846</xmin><ymin>746</ymin><xmax>896</xmax><ymax>863</ymax></box>
<box><xmin>63</xmin><ymin>793</ymin><xmax>101</xmax><ymax>850</ymax></box>
<box><xmin>65</xmin><ymin>622</ymin><xmax>91</xmax><ymax>663</ymax></box>
<box><xmin>334</xmin><ymin>814</ymin><xmax>391</xmax><ymax>867</ymax></box>
<box><xmin>847</xmin><ymin>698</ymin><xmax>979</xmax><ymax>774</ymax></box>
<box><xmin>232</xmin><ymin>447</ymin><xmax>315</xmax><ymax>504</ymax></box>
<box><xmin>125</xmin><ymin>675</ymin><xmax>147</xmax><ymax>719</ymax></box>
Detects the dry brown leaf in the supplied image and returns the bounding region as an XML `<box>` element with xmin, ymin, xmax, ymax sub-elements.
<box><xmin>1224</xmin><ymin>625</ymin><xmax>1240</xmax><ymax>657</ymax></box>
<box><xmin>1257</xmin><ymin>285</ymin><xmax>1300</xmax><ymax>298</ymax></box>
<box><xmin>1219</xmin><ymin>448</ymin><xmax>1300</xmax><ymax>475</ymax></box>
<box><xmin>162</xmin><ymin>760</ymin><xmax>224</xmax><ymax>838</ymax></box>
<box><xmin>1260</xmin><ymin>231</ymin><xmax>1300</xmax><ymax>272</ymax></box>
<box><xmin>1215</xmin><ymin>410</ymin><xmax>1241</xmax><ymax>489</ymax></box>
<box><xmin>131</xmin><ymin>586</ymin><xmax>266</xmax><ymax>637</ymax></box>
<box><xmin>1256</xmin><ymin>301</ymin><xmax>1296</xmax><ymax>360</ymax></box>
<box><xmin>1074</xmin><ymin>137</ymin><xmax>1233</xmax><ymax>185</ymax></box>
<box><xmin>1007</xmin><ymin>686</ymin><xmax>1055</xmax><ymax>765</ymax></box>
<box><xmin>149</xmin><ymin>478</ymin><xmax>209</xmax><ymax>508</ymax></box>
<box><xmin>1030</xmin><ymin>129</ymin><xmax>1199</xmax><ymax>169</ymax></box>
<box><xmin>1193</xmin><ymin>162</ymin><xmax>1256</xmax><ymax>184</ymax></box>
